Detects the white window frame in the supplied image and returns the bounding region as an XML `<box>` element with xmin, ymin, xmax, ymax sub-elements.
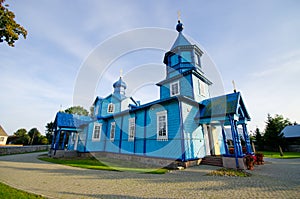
<box><xmin>92</xmin><ymin>123</ymin><xmax>102</xmax><ymax>141</ymax></box>
<box><xmin>107</xmin><ymin>103</ymin><xmax>114</xmax><ymax>113</ymax></box>
<box><xmin>128</xmin><ymin>118</ymin><xmax>135</xmax><ymax>141</ymax></box>
<box><xmin>198</xmin><ymin>80</ymin><xmax>206</xmax><ymax>97</ymax></box>
<box><xmin>110</xmin><ymin>122</ymin><xmax>116</xmax><ymax>141</ymax></box>
<box><xmin>156</xmin><ymin>111</ymin><xmax>168</xmax><ymax>141</ymax></box>
<box><xmin>170</xmin><ymin>81</ymin><xmax>180</xmax><ymax>96</ymax></box>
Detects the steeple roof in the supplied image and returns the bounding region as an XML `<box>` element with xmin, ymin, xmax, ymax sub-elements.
<box><xmin>171</xmin><ymin>32</ymin><xmax>192</xmax><ymax>50</ymax></box>
<box><xmin>171</xmin><ymin>20</ymin><xmax>193</xmax><ymax>50</ymax></box>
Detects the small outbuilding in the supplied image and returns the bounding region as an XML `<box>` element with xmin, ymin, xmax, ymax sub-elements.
<box><xmin>282</xmin><ymin>125</ymin><xmax>300</xmax><ymax>152</ymax></box>
<box><xmin>0</xmin><ymin>125</ymin><xmax>8</xmax><ymax>145</ymax></box>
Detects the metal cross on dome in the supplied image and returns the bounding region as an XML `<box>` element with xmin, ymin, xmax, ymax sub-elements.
<box><xmin>177</xmin><ymin>10</ymin><xmax>181</xmax><ymax>21</ymax></box>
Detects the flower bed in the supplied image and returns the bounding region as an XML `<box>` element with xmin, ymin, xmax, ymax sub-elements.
<box><xmin>244</xmin><ymin>154</ymin><xmax>255</xmax><ymax>170</ymax></box>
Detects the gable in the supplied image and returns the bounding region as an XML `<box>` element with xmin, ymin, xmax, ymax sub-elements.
<box><xmin>0</xmin><ymin>125</ymin><xmax>8</xmax><ymax>137</ymax></box>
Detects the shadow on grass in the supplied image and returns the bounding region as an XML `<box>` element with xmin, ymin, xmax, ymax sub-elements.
<box><xmin>38</xmin><ymin>155</ymin><xmax>168</xmax><ymax>174</ymax></box>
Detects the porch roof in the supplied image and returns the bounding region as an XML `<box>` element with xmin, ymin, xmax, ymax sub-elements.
<box><xmin>195</xmin><ymin>92</ymin><xmax>250</xmax><ymax>124</ymax></box>
<box><xmin>54</xmin><ymin>112</ymin><xmax>93</xmax><ymax>129</ymax></box>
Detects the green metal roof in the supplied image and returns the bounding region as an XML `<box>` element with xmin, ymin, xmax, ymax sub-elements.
<box><xmin>195</xmin><ymin>92</ymin><xmax>250</xmax><ymax>123</ymax></box>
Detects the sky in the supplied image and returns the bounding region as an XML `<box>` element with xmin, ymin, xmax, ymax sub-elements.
<box><xmin>1</xmin><ymin>0</ymin><xmax>299</xmax><ymax>135</ymax></box>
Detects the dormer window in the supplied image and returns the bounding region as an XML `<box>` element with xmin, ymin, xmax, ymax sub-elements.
<box><xmin>107</xmin><ymin>103</ymin><xmax>114</xmax><ymax>113</ymax></box>
<box><xmin>170</xmin><ymin>81</ymin><xmax>180</xmax><ymax>96</ymax></box>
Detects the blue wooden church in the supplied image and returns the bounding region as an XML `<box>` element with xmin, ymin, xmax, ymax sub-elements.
<box><xmin>51</xmin><ymin>20</ymin><xmax>252</xmax><ymax>168</ymax></box>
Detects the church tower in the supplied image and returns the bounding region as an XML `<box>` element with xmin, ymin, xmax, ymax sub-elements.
<box><xmin>157</xmin><ymin>20</ymin><xmax>212</xmax><ymax>102</ymax></box>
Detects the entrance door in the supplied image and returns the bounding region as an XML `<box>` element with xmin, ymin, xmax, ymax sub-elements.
<box><xmin>211</xmin><ymin>125</ymin><xmax>221</xmax><ymax>155</ymax></box>
<box><xmin>203</xmin><ymin>124</ymin><xmax>211</xmax><ymax>156</ymax></box>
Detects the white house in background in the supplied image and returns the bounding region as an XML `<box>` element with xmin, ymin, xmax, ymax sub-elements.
<box><xmin>0</xmin><ymin>125</ymin><xmax>8</xmax><ymax>145</ymax></box>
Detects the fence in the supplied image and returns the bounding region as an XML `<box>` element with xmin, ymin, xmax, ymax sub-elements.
<box><xmin>0</xmin><ymin>145</ymin><xmax>50</xmax><ymax>155</ymax></box>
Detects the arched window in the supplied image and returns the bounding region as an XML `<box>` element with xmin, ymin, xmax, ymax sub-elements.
<box><xmin>107</xmin><ymin>103</ymin><xmax>114</xmax><ymax>113</ymax></box>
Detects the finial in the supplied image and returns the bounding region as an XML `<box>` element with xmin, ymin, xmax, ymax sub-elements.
<box><xmin>120</xmin><ymin>68</ymin><xmax>123</xmax><ymax>78</ymax></box>
<box><xmin>232</xmin><ymin>80</ymin><xmax>237</xmax><ymax>93</ymax></box>
<box><xmin>176</xmin><ymin>11</ymin><xmax>184</xmax><ymax>32</ymax></box>
<box><xmin>177</xmin><ymin>10</ymin><xmax>181</xmax><ymax>21</ymax></box>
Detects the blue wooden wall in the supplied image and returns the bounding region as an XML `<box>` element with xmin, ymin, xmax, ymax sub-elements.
<box><xmin>83</xmin><ymin>99</ymin><xmax>184</xmax><ymax>160</ymax></box>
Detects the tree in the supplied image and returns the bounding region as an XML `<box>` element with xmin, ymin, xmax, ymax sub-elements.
<box><xmin>264</xmin><ymin>114</ymin><xmax>291</xmax><ymax>151</ymax></box>
<box><xmin>64</xmin><ymin>106</ymin><xmax>89</xmax><ymax>116</ymax></box>
<box><xmin>28</xmin><ymin>128</ymin><xmax>49</xmax><ymax>145</ymax></box>
<box><xmin>89</xmin><ymin>105</ymin><xmax>94</xmax><ymax>117</ymax></box>
<box><xmin>254</xmin><ymin>127</ymin><xmax>264</xmax><ymax>150</ymax></box>
<box><xmin>10</xmin><ymin>128</ymin><xmax>30</xmax><ymax>145</ymax></box>
<box><xmin>0</xmin><ymin>0</ymin><xmax>27</xmax><ymax>47</ymax></box>
<box><xmin>28</xmin><ymin>128</ymin><xmax>41</xmax><ymax>145</ymax></box>
<box><xmin>45</xmin><ymin>121</ymin><xmax>54</xmax><ymax>144</ymax></box>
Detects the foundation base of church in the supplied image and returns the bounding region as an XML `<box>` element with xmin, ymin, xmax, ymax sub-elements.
<box><xmin>49</xmin><ymin>149</ymin><xmax>202</xmax><ymax>169</ymax></box>
<box><xmin>222</xmin><ymin>156</ymin><xmax>246</xmax><ymax>170</ymax></box>
<box><xmin>83</xmin><ymin>152</ymin><xmax>202</xmax><ymax>169</ymax></box>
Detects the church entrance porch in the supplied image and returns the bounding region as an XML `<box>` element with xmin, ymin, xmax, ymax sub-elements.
<box><xmin>195</xmin><ymin>92</ymin><xmax>252</xmax><ymax>169</ymax></box>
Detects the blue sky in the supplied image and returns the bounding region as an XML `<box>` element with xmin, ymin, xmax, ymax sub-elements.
<box><xmin>1</xmin><ymin>0</ymin><xmax>299</xmax><ymax>135</ymax></box>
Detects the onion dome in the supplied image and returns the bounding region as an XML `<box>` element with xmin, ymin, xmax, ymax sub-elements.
<box><xmin>113</xmin><ymin>77</ymin><xmax>127</xmax><ymax>96</ymax></box>
<box><xmin>113</xmin><ymin>77</ymin><xmax>127</xmax><ymax>89</ymax></box>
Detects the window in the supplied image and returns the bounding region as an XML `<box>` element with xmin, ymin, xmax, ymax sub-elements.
<box><xmin>110</xmin><ymin>122</ymin><xmax>116</xmax><ymax>141</ymax></box>
<box><xmin>157</xmin><ymin>111</ymin><xmax>168</xmax><ymax>140</ymax></box>
<box><xmin>170</xmin><ymin>54</ymin><xmax>179</xmax><ymax>66</ymax></box>
<box><xmin>181</xmin><ymin>51</ymin><xmax>191</xmax><ymax>62</ymax></box>
<box><xmin>0</xmin><ymin>137</ymin><xmax>4</xmax><ymax>142</ymax></box>
<box><xmin>128</xmin><ymin>118</ymin><xmax>135</xmax><ymax>141</ymax></box>
<box><xmin>92</xmin><ymin>123</ymin><xmax>102</xmax><ymax>141</ymax></box>
<box><xmin>198</xmin><ymin>80</ymin><xmax>206</xmax><ymax>97</ymax></box>
<box><xmin>107</xmin><ymin>103</ymin><xmax>114</xmax><ymax>113</ymax></box>
<box><xmin>195</xmin><ymin>53</ymin><xmax>201</xmax><ymax>66</ymax></box>
<box><xmin>170</xmin><ymin>81</ymin><xmax>180</xmax><ymax>96</ymax></box>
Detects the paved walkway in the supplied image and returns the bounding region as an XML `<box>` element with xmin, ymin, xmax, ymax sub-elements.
<box><xmin>0</xmin><ymin>152</ymin><xmax>299</xmax><ymax>198</ymax></box>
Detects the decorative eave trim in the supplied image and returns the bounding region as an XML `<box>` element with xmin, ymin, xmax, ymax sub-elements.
<box><xmin>156</xmin><ymin>69</ymin><xmax>212</xmax><ymax>86</ymax></box>
<box><xmin>171</xmin><ymin>45</ymin><xmax>204</xmax><ymax>55</ymax></box>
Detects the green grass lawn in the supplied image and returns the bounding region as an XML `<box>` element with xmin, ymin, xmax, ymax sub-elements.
<box><xmin>259</xmin><ymin>151</ymin><xmax>300</xmax><ymax>159</ymax></box>
<box><xmin>0</xmin><ymin>182</ymin><xmax>44</xmax><ymax>199</ymax></box>
<box><xmin>39</xmin><ymin>156</ymin><xmax>168</xmax><ymax>174</ymax></box>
